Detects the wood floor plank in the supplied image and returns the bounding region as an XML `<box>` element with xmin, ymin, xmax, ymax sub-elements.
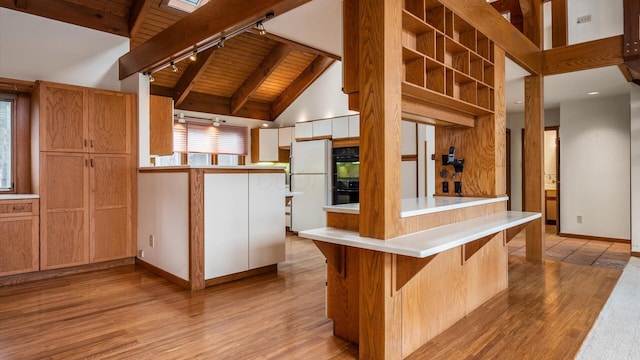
<box><xmin>0</xmin><ymin>235</ymin><xmax>621</xmax><ymax>359</ymax></box>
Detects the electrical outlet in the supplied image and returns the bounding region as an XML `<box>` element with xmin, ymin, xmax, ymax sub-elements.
<box><xmin>149</xmin><ymin>235</ymin><xmax>155</xmax><ymax>247</ymax></box>
<box><xmin>577</xmin><ymin>215</ymin><xmax>583</xmax><ymax>224</ymax></box>
<box><xmin>442</xmin><ymin>181</ymin><xmax>449</xmax><ymax>193</ymax></box>
<box><xmin>454</xmin><ymin>181</ymin><xmax>462</xmax><ymax>194</ymax></box>
<box><xmin>577</xmin><ymin>14</ymin><xmax>591</xmax><ymax>24</ymax></box>
<box><xmin>138</xmin><ymin>250</ymin><xmax>145</xmax><ymax>258</ymax></box>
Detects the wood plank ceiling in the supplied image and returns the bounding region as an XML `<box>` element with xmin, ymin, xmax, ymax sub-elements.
<box><xmin>0</xmin><ymin>0</ymin><xmax>337</xmax><ymax>121</ymax></box>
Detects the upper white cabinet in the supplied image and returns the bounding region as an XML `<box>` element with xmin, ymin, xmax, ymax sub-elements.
<box><xmin>251</xmin><ymin>128</ymin><xmax>279</xmax><ymax>162</ymax></box>
<box><xmin>278</xmin><ymin>127</ymin><xmax>293</xmax><ymax>149</ymax></box>
<box><xmin>312</xmin><ymin>119</ymin><xmax>332</xmax><ymax>139</ymax></box>
<box><xmin>402</xmin><ymin>121</ymin><xmax>418</xmax><ymax>156</ymax></box>
<box><xmin>332</xmin><ymin>116</ymin><xmax>350</xmax><ymax>139</ymax></box>
<box><xmin>295</xmin><ymin>122</ymin><xmax>313</xmax><ymax>140</ymax></box>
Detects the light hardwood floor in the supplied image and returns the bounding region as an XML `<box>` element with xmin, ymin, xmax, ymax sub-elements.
<box><xmin>0</xmin><ymin>234</ymin><xmax>622</xmax><ymax>359</ymax></box>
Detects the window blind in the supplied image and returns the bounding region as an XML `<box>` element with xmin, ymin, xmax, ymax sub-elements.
<box><xmin>172</xmin><ymin>121</ymin><xmax>247</xmax><ymax>155</ymax></box>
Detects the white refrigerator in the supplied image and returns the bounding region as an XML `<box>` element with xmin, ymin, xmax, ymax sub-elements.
<box><xmin>290</xmin><ymin>139</ymin><xmax>332</xmax><ymax>232</ymax></box>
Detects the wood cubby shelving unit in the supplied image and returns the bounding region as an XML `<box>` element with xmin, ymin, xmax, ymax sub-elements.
<box><xmin>402</xmin><ymin>0</ymin><xmax>495</xmax><ymax>120</ymax></box>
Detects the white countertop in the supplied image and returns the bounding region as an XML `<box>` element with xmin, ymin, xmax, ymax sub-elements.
<box><xmin>323</xmin><ymin>196</ymin><xmax>509</xmax><ymax>217</ymax></box>
<box><xmin>140</xmin><ymin>165</ymin><xmax>286</xmax><ymax>171</ymax></box>
<box><xmin>299</xmin><ymin>211</ymin><xmax>541</xmax><ymax>258</ymax></box>
<box><xmin>285</xmin><ymin>191</ymin><xmax>303</xmax><ymax>197</ymax></box>
<box><xmin>0</xmin><ymin>194</ymin><xmax>39</xmax><ymax>200</ymax></box>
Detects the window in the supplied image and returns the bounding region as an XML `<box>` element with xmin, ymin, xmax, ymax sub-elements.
<box><xmin>0</xmin><ymin>98</ymin><xmax>13</xmax><ymax>191</ymax></box>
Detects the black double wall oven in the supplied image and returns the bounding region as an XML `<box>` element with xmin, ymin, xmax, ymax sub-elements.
<box><xmin>332</xmin><ymin>146</ymin><xmax>359</xmax><ymax>205</ymax></box>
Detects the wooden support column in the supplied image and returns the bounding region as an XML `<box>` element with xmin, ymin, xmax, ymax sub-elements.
<box><xmin>359</xmin><ymin>249</ymin><xmax>401</xmax><ymax>360</ymax></box>
<box><xmin>357</xmin><ymin>0</ymin><xmax>403</xmax><ymax>240</ymax></box>
<box><xmin>522</xmin><ymin>0</ymin><xmax>543</xmax><ymax>48</ymax></box>
<box><xmin>551</xmin><ymin>0</ymin><xmax>568</xmax><ymax>47</ymax></box>
<box><xmin>524</xmin><ymin>75</ymin><xmax>545</xmax><ymax>263</ymax></box>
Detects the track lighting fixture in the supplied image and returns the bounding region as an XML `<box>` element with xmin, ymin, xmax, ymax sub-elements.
<box><xmin>148</xmin><ymin>73</ymin><xmax>155</xmax><ymax>82</ymax></box>
<box><xmin>141</xmin><ymin>12</ymin><xmax>275</xmax><ymax>79</ymax></box>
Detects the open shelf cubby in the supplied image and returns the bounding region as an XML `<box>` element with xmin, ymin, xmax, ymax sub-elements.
<box><xmin>401</xmin><ymin>0</ymin><xmax>496</xmax><ymax>115</ymax></box>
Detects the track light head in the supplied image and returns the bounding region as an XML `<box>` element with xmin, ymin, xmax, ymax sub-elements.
<box><xmin>189</xmin><ymin>50</ymin><xmax>197</xmax><ymax>62</ymax></box>
<box><xmin>171</xmin><ymin>61</ymin><xmax>178</xmax><ymax>73</ymax></box>
<box><xmin>257</xmin><ymin>21</ymin><xmax>266</xmax><ymax>36</ymax></box>
<box><xmin>218</xmin><ymin>37</ymin><xmax>225</xmax><ymax>49</ymax></box>
<box><xmin>148</xmin><ymin>73</ymin><xmax>155</xmax><ymax>82</ymax></box>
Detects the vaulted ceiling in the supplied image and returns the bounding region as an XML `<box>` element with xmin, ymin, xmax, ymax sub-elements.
<box><xmin>0</xmin><ymin>0</ymin><xmax>338</xmax><ymax>121</ymax></box>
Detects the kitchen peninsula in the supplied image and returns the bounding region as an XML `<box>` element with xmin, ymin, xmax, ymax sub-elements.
<box><xmin>137</xmin><ymin>165</ymin><xmax>285</xmax><ymax>290</ymax></box>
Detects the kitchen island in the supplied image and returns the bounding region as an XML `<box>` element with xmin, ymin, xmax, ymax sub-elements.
<box><xmin>299</xmin><ymin>197</ymin><xmax>540</xmax><ymax>357</ymax></box>
<box><xmin>137</xmin><ymin>165</ymin><xmax>285</xmax><ymax>290</ymax></box>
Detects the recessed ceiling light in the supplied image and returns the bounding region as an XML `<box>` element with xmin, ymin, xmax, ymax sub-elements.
<box><xmin>514</xmin><ymin>100</ymin><xmax>523</xmax><ymax>104</ymax></box>
<box><xmin>262</xmin><ymin>123</ymin><xmax>269</xmax><ymax>128</ymax></box>
<box><xmin>587</xmin><ymin>91</ymin><xmax>600</xmax><ymax>96</ymax></box>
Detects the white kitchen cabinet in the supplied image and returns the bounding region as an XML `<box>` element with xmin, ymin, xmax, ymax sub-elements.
<box><xmin>278</xmin><ymin>127</ymin><xmax>294</xmax><ymax>148</ymax></box>
<box><xmin>312</xmin><ymin>119</ymin><xmax>332</xmax><ymax>138</ymax></box>
<box><xmin>251</xmin><ymin>128</ymin><xmax>279</xmax><ymax>162</ymax></box>
<box><xmin>204</xmin><ymin>173</ymin><xmax>249</xmax><ymax>279</ymax></box>
<box><xmin>295</xmin><ymin>122</ymin><xmax>313</xmax><ymax>140</ymax></box>
<box><xmin>402</xmin><ymin>120</ymin><xmax>418</xmax><ymax>156</ymax></box>
<box><xmin>332</xmin><ymin>116</ymin><xmax>350</xmax><ymax>139</ymax></box>
<box><xmin>249</xmin><ymin>173</ymin><xmax>285</xmax><ymax>268</ymax></box>
<box><xmin>348</xmin><ymin>115</ymin><xmax>360</xmax><ymax>138</ymax></box>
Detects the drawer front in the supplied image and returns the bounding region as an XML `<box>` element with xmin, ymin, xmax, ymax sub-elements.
<box><xmin>0</xmin><ymin>200</ymin><xmax>39</xmax><ymax>217</ymax></box>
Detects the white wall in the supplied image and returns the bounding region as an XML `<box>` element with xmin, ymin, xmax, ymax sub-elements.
<box><xmin>507</xmin><ymin>108</ymin><xmax>560</xmax><ymax>211</ymax></box>
<box><xmin>274</xmin><ymin>62</ymin><xmax>355</xmax><ymax>126</ymax></box>
<box><xmin>0</xmin><ymin>8</ymin><xmax>129</xmax><ymax>91</ymax></box>
<box><xmin>560</xmin><ymin>94</ymin><xmax>630</xmax><ymax>240</ymax></box>
<box><xmin>630</xmin><ymin>85</ymin><xmax>640</xmax><ymax>252</ymax></box>
<box><xmin>567</xmin><ymin>0</ymin><xmax>623</xmax><ymax>45</ymax></box>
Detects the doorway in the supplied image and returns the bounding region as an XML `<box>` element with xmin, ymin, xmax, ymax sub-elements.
<box><xmin>521</xmin><ymin>126</ymin><xmax>560</xmax><ymax>234</ymax></box>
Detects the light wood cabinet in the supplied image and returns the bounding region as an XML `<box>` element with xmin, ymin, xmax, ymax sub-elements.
<box><xmin>34</xmin><ymin>81</ymin><xmax>136</xmax><ymax>270</ymax></box>
<box><xmin>37</xmin><ymin>82</ymin><xmax>133</xmax><ymax>153</ymax></box>
<box><xmin>0</xmin><ymin>198</ymin><xmax>39</xmax><ymax>276</ymax></box>
<box><xmin>149</xmin><ymin>95</ymin><xmax>173</xmax><ymax>156</ymax></box>
<box><xmin>251</xmin><ymin>128</ymin><xmax>279</xmax><ymax>162</ymax></box>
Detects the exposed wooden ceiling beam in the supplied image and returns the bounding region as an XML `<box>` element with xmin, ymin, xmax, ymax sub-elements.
<box><xmin>129</xmin><ymin>0</ymin><xmax>153</xmax><ymax>39</ymax></box>
<box><xmin>440</xmin><ymin>0</ymin><xmax>540</xmax><ymax>75</ymax></box>
<box><xmin>152</xmin><ymin>85</ymin><xmax>273</xmax><ymax>121</ymax></box>
<box><xmin>0</xmin><ymin>0</ymin><xmax>130</xmax><ymax>37</ymax></box>
<box><xmin>521</xmin><ymin>0</ymin><xmax>542</xmax><ymax>47</ymax></box>
<box><xmin>541</xmin><ymin>35</ymin><xmax>623</xmax><ymax>76</ymax></box>
<box><xmin>230</xmin><ymin>43</ymin><xmax>293</xmax><ymax>115</ymax></box>
<box><xmin>271</xmin><ymin>56</ymin><xmax>335</xmax><ymax>120</ymax></box>
<box><xmin>118</xmin><ymin>0</ymin><xmax>312</xmax><ymax>80</ymax></box>
<box><xmin>551</xmin><ymin>0</ymin><xmax>568</xmax><ymax>47</ymax></box>
<box><xmin>247</xmin><ymin>28</ymin><xmax>341</xmax><ymax>61</ymax></box>
<box><xmin>173</xmin><ymin>47</ymin><xmax>216</xmax><ymax>107</ymax></box>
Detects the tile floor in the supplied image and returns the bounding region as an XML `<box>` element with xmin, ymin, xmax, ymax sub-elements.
<box><xmin>508</xmin><ymin>226</ymin><xmax>631</xmax><ymax>270</ymax></box>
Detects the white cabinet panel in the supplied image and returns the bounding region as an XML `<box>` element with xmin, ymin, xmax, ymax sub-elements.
<box><xmin>204</xmin><ymin>173</ymin><xmax>249</xmax><ymax>279</ymax></box>
<box><xmin>258</xmin><ymin>128</ymin><xmax>279</xmax><ymax>162</ymax></box>
<box><xmin>278</xmin><ymin>127</ymin><xmax>293</xmax><ymax>148</ymax></box>
<box><xmin>332</xmin><ymin>117</ymin><xmax>349</xmax><ymax>139</ymax></box>
<box><xmin>402</xmin><ymin>121</ymin><xmax>417</xmax><ymax>156</ymax></box>
<box><xmin>312</xmin><ymin>119</ymin><xmax>332</xmax><ymax>138</ymax></box>
<box><xmin>295</xmin><ymin>122</ymin><xmax>313</xmax><ymax>140</ymax></box>
<box><xmin>249</xmin><ymin>173</ymin><xmax>285</xmax><ymax>268</ymax></box>
<box><xmin>402</xmin><ymin>161</ymin><xmax>418</xmax><ymax>199</ymax></box>
<box><xmin>348</xmin><ymin>115</ymin><xmax>360</xmax><ymax>138</ymax></box>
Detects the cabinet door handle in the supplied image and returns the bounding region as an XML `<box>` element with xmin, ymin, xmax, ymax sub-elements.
<box><xmin>12</xmin><ymin>205</ymin><xmax>26</xmax><ymax>211</ymax></box>
<box><xmin>90</xmin><ymin>158</ymin><xmax>94</xmax><ymax>168</ymax></box>
<box><xmin>84</xmin><ymin>139</ymin><xmax>87</xmax><ymax>148</ymax></box>
<box><xmin>85</xmin><ymin>159</ymin><xmax>89</xmax><ymax>167</ymax></box>
<box><xmin>90</xmin><ymin>140</ymin><xmax>94</xmax><ymax>148</ymax></box>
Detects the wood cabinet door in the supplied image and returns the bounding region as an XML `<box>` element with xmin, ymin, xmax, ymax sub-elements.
<box><xmin>39</xmin><ymin>82</ymin><xmax>88</xmax><ymax>152</ymax></box>
<box><xmin>149</xmin><ymin>95</ymin><xmax>174</xmax><ymax>156</ymax></box>
<box><xmin>40</xmin><ymin>152</ymin><xmax>90</xmax><ymax>269</ymax></box>
<box><xmin>90</xmin><ymin>154</ymin><xmax>132</xmax><ymax>262</ymax></box>
<box><xmin>0</xmin><ymin>215</ymin><xmax>39</xmax><ymax>276</ymax></box>
<box><xmin>89</xmin><ymin>90</ymin><xmax>131</xmax><ymax>154</ymax></box>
